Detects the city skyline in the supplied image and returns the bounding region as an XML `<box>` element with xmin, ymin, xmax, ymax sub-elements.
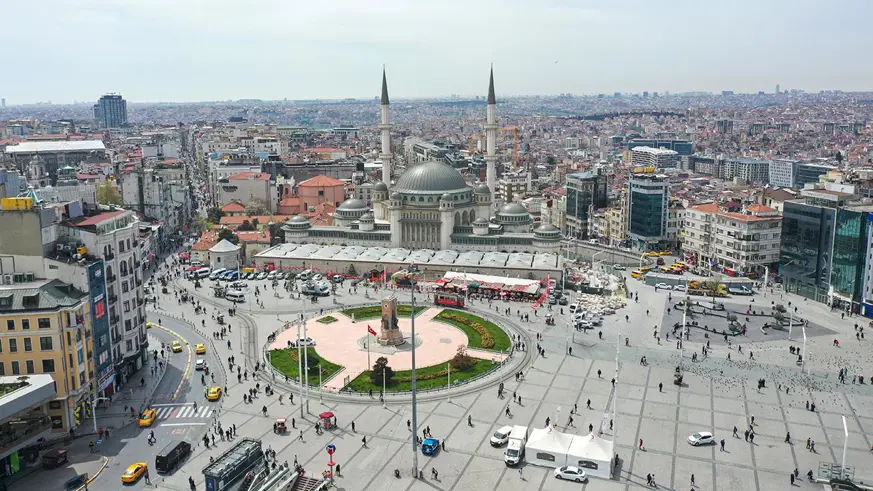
<box><xmin>2</xmin><ymin>0</ymin><xmax>873</xmax><ymax>104</ymax></box>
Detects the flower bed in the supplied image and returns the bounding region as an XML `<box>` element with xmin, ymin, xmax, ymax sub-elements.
<box><xmin>434</xmin><ymin>309</ymin><xmax>511</xmax><ymax>351</ymax></box>
<box><xmin>345</xmin><ymin>358</ymin><xmax>494</xmax><ymax>392</ymax></box>
<box><xmin>269</xmin><ymin>347</ymin><xmax>343</xmax><ymax>387</ymax></box>
<box><xmin>317</xmin><ymin>316</ymin><xmax>338</xmax><ymax>324</ymax></box>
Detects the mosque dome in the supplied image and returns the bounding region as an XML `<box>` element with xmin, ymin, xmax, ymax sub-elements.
<box><xmin>373</xmin><ymin>181</ymin><xmax>389</xmax><ymax>192</ymax></box>
<box><xmin>497</xmin><ymin>202</ymin><xmax>529</xmax><ymax>216</ymax></box>
<box><xmin>392</xmin><ymin>161</ymin><xmax>469</xmax><ymax>194</ymax></box>
<box><xmin>474</xmin><ymin>183</ymin><xmax>491</xmax><ymax>195</ymax></box>
<box><xmin>337</xmin><ymin>198</ymin><xmax>367</xmax><ymax>211</ymax></box>
<box><xmin>534</xmin><ymin>222</ymin><xmax>561</xmax><ymax>240</ymax></box>
<box><xmin>440</xmin><ymin>193</ymin><xmax>453</xmax><ymax>202</ymax></box>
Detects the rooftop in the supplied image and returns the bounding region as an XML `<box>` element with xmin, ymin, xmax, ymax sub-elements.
<box><xmin>4</xmin><ymin>140</ymin><xmax>106</xmax><ymax>154</ymax></box>
<box><xmin>226</xmin><ymin>172</ymin><xmax>271</xmax><ymax>181</ymax></box>
<box><xmin>70</xmin><ymin>209</ymin><xmax>128</xmax><ymax>228</ymax></box>
<box><xmin>299</xmin><ymin>175</ymin><xmax>344</xmax><ymax>187</ymax></box>
<box><xmin>0</xmin><ymin>279</ymin><xmax>87</xmax><ymax>312</ymax></box>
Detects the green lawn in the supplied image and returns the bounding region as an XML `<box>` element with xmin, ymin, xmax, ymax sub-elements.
<box><xmin>341</xmin><ymin>304</ymin><xmax>427</xmax><ymax>320</ymax></box>
<box><xmin>269</xmin><ymin>348</ymin><xmax>343</xmax><ymax>387</ymax></box>
<box><xmin>345</xmin><ymin>358</ymin><xmax>495</xmax><ymax>393</ymax></box>
<box><xmin>434</xmin><ymin>309</ymin><xmax>511</xmax><ymax>351</ymax></box>
<box><xmin>317</xmin><ymin>316</ymin><xmax>338</xmax><ymax>324</ymax></box>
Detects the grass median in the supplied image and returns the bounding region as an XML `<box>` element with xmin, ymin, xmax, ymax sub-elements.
<box><xmin>433</xmin><ymin>309</ymin><xmax>511</xmax><ymax>351</ymax></box>
<box><xmin>269</xmin><ymin>347</ymin><xmax>343</xmax><ymax>387</ymax></box>
<box><xmin>340</xmin><ymin>304</ymin><xmax>428</xmax><ymax>320</ymax></box>
<box><xmin>345</xmin><ymin>358</ymin><xmax>495</xmax><ymax>393</ymax></box>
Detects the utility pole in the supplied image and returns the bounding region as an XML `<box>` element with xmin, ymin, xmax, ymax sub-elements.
<box><xmin>410</xmin><ymin>280</ymin><xmax>419</xmax><ymax>477</ymax></box>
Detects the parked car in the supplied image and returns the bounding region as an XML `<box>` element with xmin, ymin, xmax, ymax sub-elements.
<box><xmin>613</xmin><ymin>264</ymin><xmax>626</xmax><ymax>271</ymax></box>
<box><xmin>687</xmin><ymin>431</ymin><xmax>714</xmax><ymax>446</ymax></box>
<box><xmin>297</xmin><ymin>337</ymin><xmax>316</xmax><ymax>346</ymax></box>
<box><xmin>312</xmin><ymin>273</ymin><xmax>323</xmax><ymax>281</ymax></box>
<box><xmin>257</xmin><ymin>272</ymin><xmax>268</xmax><ymax>280</ymax></box>
<box><xmin>655</xmin><ymin>282</ymin><xmax>671</xmax><ymax>290</ymax></box>
<box><xmin>554</xmin><ymin>466</ymin><xmax>587</xmax><ymax>482</ymax></box>
<box><xmin>490</xmin><ymin>425</ymin><xmax>514</xmax><ymax>447</ymax></box>
<box><xmin>558</xmin><ymin>297</ymin><xmax>568</xmax><ymax>305</ymax></box>
<box><xmin>673</xmin><ymin>284</ymin><xmax>687</xmax><ymax>292</ymax></box>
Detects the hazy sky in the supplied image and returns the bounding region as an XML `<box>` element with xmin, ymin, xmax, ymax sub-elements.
<box><xmin>4</xmin><ymin>0</ymin><xmax>871</xmax><ymax>103</ymax></box>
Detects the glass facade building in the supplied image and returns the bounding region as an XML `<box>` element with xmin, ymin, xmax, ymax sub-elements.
<box><xmin>565</xmin><ymin>170</ymin><xmax>608</xmax><ymax>238</ymax></box>
<box><xmin>94</xmin><ymin>94</ymin><xmax>128</xmax><ymax>128</ymax></box>
<box><xmin>627</xmin><ymin>173</ymin><xmax>668</xmax><ymax>249</ymax></box>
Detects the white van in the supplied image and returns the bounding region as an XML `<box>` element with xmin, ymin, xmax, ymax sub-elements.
<box><xmin>209</xmin><ymin>268</ymin><xmax>227</xmax><ymax>280</ymax></box>
<box><xmin>195</xmin><ymin>267</ymin><xmax>211</xmax><ymax>279</ymax></box>
<box><xmin>225</xmin><ymin>290</ymin><xmax>246</xmax><ymax>303</ymax></box>
<box><xmin>504</xmin><ymin>426</ymin><xmax>528</xmax><ymax>466</ymax></box>
<box><xmin>298</xmin><ymin>269</ymin><xmax>313</xmax><ymax>281</ymax></box>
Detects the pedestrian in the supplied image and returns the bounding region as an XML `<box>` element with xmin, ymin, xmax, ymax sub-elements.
<box><xmin>362</xmin><ymin>436</ymin><xmax>367</xmax><ymax>447</ymax></box>
<box><xmin>145</xmin><ymin>470</ymin><xmax>151</xmax><ymax>485</ymax></box>
<box><xmin>587</xmin><ymin>399</ymin><xmax>591</xmax><ymax>409</ymax></box>
<box><xmin>720</xmin><ymin>439</ymin><xmax>725</xmax><ymax>451</ymax></box>
<box><xmin>646</xmin><ymin>474</ymin><xmax>652</xmax><ymax>486</ymax></box>
<box><xmin>639</xmin><ymin>439</ymin><xmax>644</xmax><ymax>450</ymax></box>
<box><xmin>744</xmin><ymin>429</ymin><xmax>749</xmax><ymax>441</ymax></box>
<box><xmin>519</xmin><ymin>467</ymin><xmax>524</xmax><ymax>480</ymax></box>
<box><xmin>691</xmin><ymin>474</ymin><xmax>695</xmax><ymax>487</ymax></box>
<box><xmin>299</xmin><ymin>430</ymin><xmax>304</xmax><ymax>441</ymax></box>
<box><xmin>733</xmin><ymin>426</ymin><xmax>738</xmax><ymax>438</ymax></box>
<box><xmin>468</xmin><ymin>415</ymin><xmax>472</xmax><ymax>427</ymax></box>
<box><xmin>597</xmin><ymin>369</ymin><xmax>602</xmax><ymax>378</ymax></box>
<box><xmin>749</xmin><ymin>433</ymin><xmax>755</xmax><ymax>443</ymax></box>
<box><xmin>790</xmin><ymin>473</ymin><xmax>795</xmax><ymax>485</ymax></box>
<box><xmin>352</xmin><ymin>421</ymin><xmax>356</xmax><ymax>432</ymax></box>
<box><xmin>806</xmin><ymin>438</ymin><xmax>811</xmax><ymax>449</ymax></box>
<box><xmin>658</xmin><ymin>382</ymin><xmax>663</xmax><ymax>392</ymax></box>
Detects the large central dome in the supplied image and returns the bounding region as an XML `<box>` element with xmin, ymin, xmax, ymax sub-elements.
<box><xmin>392</xmin><ymin>161</ymin><xmax>469</xmax><ymax>194</ymax></box>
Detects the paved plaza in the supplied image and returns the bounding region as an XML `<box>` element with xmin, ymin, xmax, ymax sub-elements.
<box><xmin>131</xmin><ymin>270</ymin><xmax>873</xmax><ymax>491</ymax></box>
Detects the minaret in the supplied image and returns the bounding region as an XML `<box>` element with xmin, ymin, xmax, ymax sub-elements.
<box><xmin>484</xmin><ymin>66</ymin><xmax>499</xmax><ymax>203</ymax></box>
<box><xmin>379</xmin><ymin>67</ymin><xmax>393</xmax><ymax>187</ymax></box>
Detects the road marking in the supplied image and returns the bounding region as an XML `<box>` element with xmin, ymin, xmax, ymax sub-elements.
<box><xmin>154</xmin><ymin>405</ymin><xmax>213</xmax><ymax>419</ymax></box>
<box><xmin>162</xmin><ymin>423</ymin><xmax>207</xmax><ymax>426</ymax></box>
<box><xmin>153</xmin><ymin>323</ymin><xmax>194</xmax><ymax>401</ymax></box>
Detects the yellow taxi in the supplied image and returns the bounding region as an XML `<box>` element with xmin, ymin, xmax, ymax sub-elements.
<box><xmin>138</xmin><ymin>408</ymin><xmax>157</xmax><ymax>427</ymax></box>
<box><xmin>146</xmin><ymin>322</ymin><xmax>153</xmax><ymax>329</ymax></box>
<box><xmin>171</xmin><ymin>340</ymin><xmax>183</xmax><ymax>353</ymax></box>
<box><xmin>195</xmin><ymin>343</ymin><xmax>206</xmax><ymax>354</ymax></box>
<box><xmin>121</xmin><ymin>462</ymin><xmax>148</xmax><ymax>483</ymax></box>
<box><xmin>644</xmin><ymin>251</ymin><xmax>660</xmax><ymax>257</ymax></box>
<box><xmin>207</xmin><ymin>386</ymin><xmax>222</xmax><ymax>401</ymax></box>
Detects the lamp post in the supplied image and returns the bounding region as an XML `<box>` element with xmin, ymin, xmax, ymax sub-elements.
<box><xmin>410</xmin><ymin>276</ymin><xmax>420</xmax><ymax>477</ymax></box>
<box><xmin>592</xmin><ymin>250</ymin><xmax>606</xmax><ymax>272</ymax></box>
<box><xmin>303</xmin><ymin>319</ymin><xmax>310</xmax><ymax>414</ymax></box>
<box><xmin>91</xmin><ymin>395</ymin><xmax>110</xmax><ymax>434</ymax></box>
<box><xmin>297</xmin><ymin>321</ymin><xmax>304</xmax><ymax>419</ymax></box>
<box><xmin>447</xmin><ymin>362</ymin><xmax>451</xmax><ymax>403</ymax></box>
<box><xmin>612</xmin><ymin>332</ymin><xmax>619</xmax><ymax>439</ymax></box>
<box><xmin>841</xmin><ymin>415</ymin><xmax>849</xmax><ymax>479</ymax></box>
<box><xmin>318</xmin><ymin>363</ymin><xmax>323</xmax><ymax>402</ymax></box>
<box><xmin>802</xmin><ymin>325</ymin><xmax>807</xmax><ymax>373</ymax></box>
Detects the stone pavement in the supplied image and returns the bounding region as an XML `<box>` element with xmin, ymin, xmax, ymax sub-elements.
<box><xmin>137</xmin><ymin>263</ymin><xmax>873</xmax><ymax>490</ymax></box>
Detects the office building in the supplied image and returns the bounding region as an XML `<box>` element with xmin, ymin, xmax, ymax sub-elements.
<box><xmin>631</xmin><ymin>146</ymin><xmax>679</xmax><ymax>169</ymax></box>
<box><xmin>780</xmin><ymin>189</ymin><xmax>871</xmax><ymax>311</ymax></box>
<box><xmin>682</xmin><ymin>202</ymin><xmax>781</xmax><ymax>278</ymax></box>
<box><xmin>627</xmin><ymin>172</ymin><xmax>669</xmax><ymax>250</ymax></box>
<box><xmin>796</xmin><ymin>163</ymin><xmax>837</xmax><ymax>188</ymax></box>
<box><xmin>723</xmin><ymin>158</ymin><xmax>770</xmax><ymax>184</ymax></box>
<box><xmin>0</xmin><ymin>279</ymin><xmax>95</xmax><ymax>432</ymax></box>
<box><xmin>94</xmin><ymin>94</ymin><xmax>128</xmax><ymax>128</ymax></box>
<box><xmin>716</xmin><ymin>120</ymin><xmax>734</xmax><ymax>134</ymax></box>
<box><xmin>769</xmin><ymin>159</ymin><xmax>800</xmax><ymax>188</ymax></box>
<box><xmin>564</xmin><ymin>169</ymin><xmax>609</xmax><ymax>238</ymax></box>
<box><xmin>625</xmin><ymin>138</ymin><xmax>693</xmax><ymax>156</ymax></box>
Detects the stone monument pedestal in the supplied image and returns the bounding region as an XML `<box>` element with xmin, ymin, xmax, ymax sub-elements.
<box><xmin>378</xmin><ymin>296</ymin><xmax>405</xmax><ymax>346</ymax></box>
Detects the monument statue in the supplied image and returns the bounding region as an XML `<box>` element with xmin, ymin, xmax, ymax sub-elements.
<box><xmin>378</xmin><ymin>296</ymin><xmax>405</xmax><ymax>346</ymax></box>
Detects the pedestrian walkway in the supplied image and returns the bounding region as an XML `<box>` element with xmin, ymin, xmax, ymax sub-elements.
<box><xmin>151</xmin><ymin>403</ymin><xmax>214</xmax><ymax>420</ymax></box>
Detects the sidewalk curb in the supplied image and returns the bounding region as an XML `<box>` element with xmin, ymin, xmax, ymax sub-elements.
<box><xmin>76</xmin><ymin>456</ymin><xmax>110</xmax><ymax>491</ymax></box>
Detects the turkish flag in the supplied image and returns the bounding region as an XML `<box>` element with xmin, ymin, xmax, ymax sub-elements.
<box><xmin>367</xmin><ymin>325</ymin><xmax>377</xmax><ymax>336</ymax></box>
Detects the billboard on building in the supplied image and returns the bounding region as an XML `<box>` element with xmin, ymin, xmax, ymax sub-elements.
<box><xmin>87</xmin><ymin>261</ymin><xmax>114</xmax><ymax>391</ymax></box>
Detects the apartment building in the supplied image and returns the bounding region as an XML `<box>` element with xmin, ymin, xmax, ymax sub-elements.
<box><xmin>683</xmin><ymin>202</ymin><xmax>781</xmax><ymax>277</ymax></box>
<box><xmin>60</xmin><ymin>209</ymin><xmax>146</xmax><ymax>382</ymax></box>
<box><xmin>218</xmin><ymin>172</ymin><xmax>276</xmax><ymax>213</ymax></box>
<box><xmin>769</xmin><ymin>159</ymin><xmax>800</xmax><ymax>188</ymax></box>
<box><xmin>496</xmin><ymin>171</ymin><xmax>531</xmax><ymax>203</ymax></box>
<box><xmin>723</xmin><ymin>158</ymin><xmax>770</xmax><ymax>184</ymax></box>
<box><xmin>0</xmin><ymin>279</ymin><xmax>94</xmax><ymax>432</ymax></box>
<box><xmin>631</xmin><ymin>146</ymin><xmax>679</xmax><ymax>169</ymax></box>
<box><xmin>666</xmin><ymin>203</ymin><xmax>686</xmax><ymax>250</ymax></box>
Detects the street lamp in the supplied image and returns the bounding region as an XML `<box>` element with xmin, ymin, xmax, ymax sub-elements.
<box><xmin>410</xmin><ymin>276</ymin><xmax>420</xmax><ymax>478</ymax></box>
<box><xmin>296</xmin><ymin>321</ymin><xmax>305</xmax><ymax>419</ymax></box>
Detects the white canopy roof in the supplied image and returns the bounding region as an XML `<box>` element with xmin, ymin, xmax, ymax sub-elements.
<box><xmin>567</xmin><ymin>432</ymin><xmax>614</xmax><ymax>464</ymax></box>
<box><xmin>526</xmin><ymin>427</ymin><xmax>574</xmax><ymax>456</ymax></box>
<box><xmin>209</xmin><ymin>239</ymin><xmax>241</xmax><ymax>253</ymax></box>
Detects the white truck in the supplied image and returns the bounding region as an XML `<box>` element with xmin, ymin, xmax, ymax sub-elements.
<box><xmin>504</xmin><ymin>425</ymin><xmax>528</xmax><ymax>466</ymax></box>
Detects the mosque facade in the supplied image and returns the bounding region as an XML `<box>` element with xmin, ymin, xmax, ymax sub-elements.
<box><xmin>281</xmin><ymin>69</ymin><xmax>561</xmax><ymax>254</ymax></box>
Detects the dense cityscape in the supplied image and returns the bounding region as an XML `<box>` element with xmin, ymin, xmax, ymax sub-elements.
<box><xmin>2</xmin><ymin>5</ymin><xmax>873</xmax><ymax>491</ymax></box>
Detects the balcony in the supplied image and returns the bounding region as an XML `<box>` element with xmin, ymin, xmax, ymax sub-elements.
<box><xmin>136</xmin><ymin>297</ymin><xmax>143</xmax><ymax>307</ymax></box>
<box><xmin>134</xmin><ymin>259</ymin><xmax>141</xmax><ymax>268</ymax></box>
<box><xmin>109</xmin><ymin>294</ymin><xmax>118</xmax><ymax>304</ymax></box>
<box><xmin>105</xmin><ymin>252</ymin><xmax>115</xmax><ymax>260</ymax></box>
<box><xmin>135</xmin><ymin>277</ymin><xmax>142</xmax><ymax>287</ymax></box>
<box><xmin>107</xmin><ymin>274</ymin><xmax>117</xmax><ymax>283</ymax></box>
<box><xmin>110</xmin><ymin>313</ymin><xmax>119</xmax><ymax>325</ymax></box>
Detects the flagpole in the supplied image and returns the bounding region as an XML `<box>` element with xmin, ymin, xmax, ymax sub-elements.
<box><xmin>367</xmin><ymin>328</ymin><xmax>371</xmax><ymax>369</ymax></box>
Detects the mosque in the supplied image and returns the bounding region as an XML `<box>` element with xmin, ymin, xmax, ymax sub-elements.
<box><xmin>282</xmin><ymin>69</ymin><xmax>561</xmax><ymax>254</ymax></box>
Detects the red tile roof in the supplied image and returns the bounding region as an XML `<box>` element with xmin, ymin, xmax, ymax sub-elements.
<box><xmin>227</xmin><ymin>172</ymin><xmax>271</xmax><ymax>181</ymax></box>
<box><xmin>74</xmin><ymin>210</ymin><xmax>127</xmax><ymax>227</ymax></box>
<box><xmin>299</xmin><ymin>175</ymin><xmax>344</xmax><ymax>187</ymax></box>
<box><xmin>219</xmin><ymin>215</ymin><xmax>291</xmax><ymax>225</ymax></box>
<box><xmin>221</xmin><ymin>202</ymin><xmax>246</xmax><ymax>213</ymax></box>
<box><xmin>191</xmin><ymin>231</ymin><xmax>220</xmax><ymax>251</ymax></box>
<box><xmin>236</xmin><ymin>231</ymin><xmax>272</xmax><ymax>244</ymax></box>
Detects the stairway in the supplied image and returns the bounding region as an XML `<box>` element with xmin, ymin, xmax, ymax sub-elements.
<box><xmin>289</xmin><ymin>476</ymin><xmax>323</xmax><ymax>491</ymax></box>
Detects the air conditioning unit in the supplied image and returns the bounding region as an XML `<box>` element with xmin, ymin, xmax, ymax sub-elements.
<box><xmin>56</xmin><ymin>244</ymin><xmax>65</xmax><ymax>251</ymax></box>
<box><xmin>2</xmin><ymin>275</ymin><xmax>12</xmax><ymax>285</ymax></box>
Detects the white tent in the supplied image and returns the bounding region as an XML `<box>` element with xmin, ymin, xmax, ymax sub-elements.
<box><xmin>566</xmin><ymin>433</ymin><xmax>614</xmax><ymax>479</ymax></box>
<box><xmin>524</xmin><ymin>427</ymin><xmax>574</xmax><ymax>468</ymax></box>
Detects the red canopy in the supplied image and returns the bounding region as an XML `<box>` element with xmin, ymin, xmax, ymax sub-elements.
<box><xmin>319</xmin><ymin>411</ymin><xmax>334</xmax><ymax>419</ymax></box>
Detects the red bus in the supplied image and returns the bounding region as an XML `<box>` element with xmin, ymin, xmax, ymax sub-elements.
<box><xmin>434</xmin><ymin>292</ymin><xmax>465</xmax><ymax>308</ymax></box>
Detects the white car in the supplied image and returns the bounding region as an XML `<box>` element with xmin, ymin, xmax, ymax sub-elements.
<box><xmin>312</xmin><ymin>274</ymin><xmax>323</xmax><ymax>281</ymax></box>
<box><xmin>569</xmin><ymin>304</ymin><xmax>580</xmax><ymax>313</ymax></box>
<box><xmin>554</xmin><ymin>466</ymin><xmax>587</xmax><ymax>482</ymax></box>
<box><xmin>613</xmin><ymin>264</ymin><xmax>626</xmax><ymax>271</ymax></box>
<box><xmin>297</xmin><ymin>337</ymin><xmax>316</xmax><ymax>346</ymax></box>
<box><xmin>687</xmin><ymin>431</ymin><xmax>714</xmax><ymax>446</ymax></box>
<box><xmin>257</xmin><ymin>272</ymin><xmax>268</xmax><ymax>280</ymax></box>
<box><xmin>195</xmin><ymin>359</ymin><xmax>207</xmax><ymax>371</ymax></box>
<box><xmin>572</xmin><ymin>312</ymin><xmax>586</xmax><ymax>322</ymax></box>
<box><xmin>655</xmin><ymin>282</ymin><xmax>671</xmax><ymax>290</ymax></box>
<box><xmin>267</xmin><ymin>271</ymin><xmax>277</xmax><ymax>280</ymax></box>
<box><xmin>673</xmin><ymin>284</ymin><xmax>687</xmax><ymax>292</ymax></box>
<box><xmin>489</xmin><ymin>425</ymin><xmax>514</xmax><ymax>447</ymax></box>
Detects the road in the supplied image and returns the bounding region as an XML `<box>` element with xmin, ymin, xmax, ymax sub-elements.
<box><xmin>91</xmin><ymin>315</ymin><xmax>225</xmax><ymax>491</ymax></box>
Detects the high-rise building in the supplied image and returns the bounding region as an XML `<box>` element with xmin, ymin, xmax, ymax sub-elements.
<box><xmin>1</xmin><ymin>98</ymin><xmax>5</xmax><ymax>108</ymax></box>
<box><xmin>627</xmin><ymin>172</ymin><xmax>669</xmax><ymax>250</ymax></box>
<box><xmin>630</xmin><ymin>146</ymin><xmax>679</xmax><ymax>169</ymax></box>
<box><xmin>780</xmin><ymin>189</ymin><xmax>870</xmax><ymax>311</ymax></box>
<box><xmin>795</xmin><ymin>163</ymin><xmax>837</xmax><ymax>188</ymax></box>
<box><xmin>94</xmin><ymin>94</ymin><xmax>128</xmax><ymax>128</ymax></box>
<box><xmin>716</xmin><ymin>119</ymin><xmax>734</xmax><ymax>134</ymax></box>
<box><xmin>564</xmin><ymin>169</ymin><xmax>609</xmax><ymax>238</ymax></box>
<box><xmin>624</xmin><ymin>138</ymin><xmax>693</xmax><ymax>156</ymax></box>
<box><xmin>769</xmin><ymin>159</ymin><xmax>800</xmax><ymax>188</ymax></box>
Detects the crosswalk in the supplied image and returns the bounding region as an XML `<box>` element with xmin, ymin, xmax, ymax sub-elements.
<box><xmin>151</xmin><ymin>404</ymin><xmax>214</xmax><ymax>419</ymax></box>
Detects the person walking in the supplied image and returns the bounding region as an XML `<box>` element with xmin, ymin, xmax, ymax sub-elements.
<box><xmin>720</xmin><ymin>439</ymin><xmax>725</xmax><ymax>451</ymax></box>
<box><xmin>352</xmin><ymin>421</ymin><xmax>356</xmax><ymax>432</ymax></box>
<box><xmin>658</xmin><ymin>382</ymin><xmax>663</xmax><ymax>392</ymax></box>
<box><xmin>145</xmin><ymin>470</ymin><xmax>151</xmax><ymax>485</ymax></box>
<box><xmin>362</xmin><ymin>436</ymin><xmax>368</xmax><ymax>448</ymax></box>
<box><xmin>691</xmin><ymin>474</ymin><xmax>695</xmax><ymax>487</ymax></box>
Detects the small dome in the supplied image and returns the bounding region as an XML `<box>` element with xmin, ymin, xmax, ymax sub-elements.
<box><xmin>390</xmin><ymin>192</ymin><xmax>401</xmax><ymax>201</ymax></box>
<box><xmin>473</xmin><ymin>217</ymin><xmax>489</xmax><ymax>226</ymax></box>
<box><xmin>373</xmin><ymin>181</ymin><xmax>388</xmax><ymax>192</ymax></box>
<box><xmin>474</xmin><ymin>183</ymin><xmax>491</xmax><ymax>194</ymax></box>
<box><xmin>497</xmin><ymin>203</ymin><xmax>529</xmax><ymax>216</ymax></box>
<box><xmin>535</xmin><ymin>223</ymin><xmax>560</xmax><ymax>233</ymax></box>
<box><xmin>359</xmin><ymin>212</ymin><xmax>374</xmax><ymax>221</ymax></box>
<box><xmin>290</xmin><ymin>215</ymin><xmax>310</xmax><ymax>223</ymax></box>
<box><xmin>337</xmin><ymin>198</ymin><xmax>367</xmax><ymax>211</ymax></box>
<box><xmin>440</xmin><ymin>193</ymin><xmax>453</xmax><ymax>202</ymax></box>
<box><xmin>286</xmin><ymin>215</ymin><xmax>312</xmax><ymax>229</ymax></box>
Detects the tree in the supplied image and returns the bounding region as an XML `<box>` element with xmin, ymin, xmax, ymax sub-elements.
<box><xmin>773</xmin><ymin>311</ymin><xmax>785</xmax><ymax>323</ymax></box>
<box><xmin>245</xmin><ymin>198</ymin><xmax>268</xmax><ymax>216</ymax></box>
<box><xmin>369</xmin><ymin>357</ymin><xmax>394</xmax><ymax>386</ymax></box>
<box><xmin>702</xmin><ymin>280</ymin><xmax>721</xmax><ymax>306</ymax></box>
<box><xmin>773</xmin><ymin>304</ymin><xmax>787</xmax><ymax>314</ymax></box>
<box><xmin>546</xmin><ymin>156</ymin><xmax>557</xmax><ymax>166</ymax></box>
<box><xmin>217</xmin><ymin>228</ymin><xmax>239</xmax><ymax>245</ymax></box>
<box><xmin>237</xmin><ymin>220</ymin><xmax>255</xmax><ymax>231</ymax></box>
<box><xmin>450</xmin><ymin>346</ymin><xmax>475</xmax><ymax>371</ymax></box>
<box><xmin>835</xmin><ymin>151</ymin><xmax>843</xmax><ymax>165</ymax></box>
<box><xmin>207</xmin><ymin>207</ymin><xmax>225</xmax><ymax>224</ymax></box>
<box><xmin>347</xmin><ymin>264</ymin><xmax>357</xmax><ymax>276</ymax></box>
<box><xmin>251</xmin><ymin>217</ymin><xmax>260</xmax><ymax>228</ymax></box>
<box><xmin>96</xmin><ymin>182</ymin><xmax>122</xmax><ymax>206</ymax></box>
<box><xmin>725</xmin><ymin>313</ymin><xmax>738</xmax><ymax>326</ymax></box>
<box><xmin>193</xmin><ymin>216</ymin><xmax>213</xmax><ymax>233</ymax></box>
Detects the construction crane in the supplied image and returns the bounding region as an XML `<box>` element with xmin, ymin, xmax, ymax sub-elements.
<box><xmin>500</xmin><ymin>126</ymin><xmax>520</xmax><ymax>169</ymax></box>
